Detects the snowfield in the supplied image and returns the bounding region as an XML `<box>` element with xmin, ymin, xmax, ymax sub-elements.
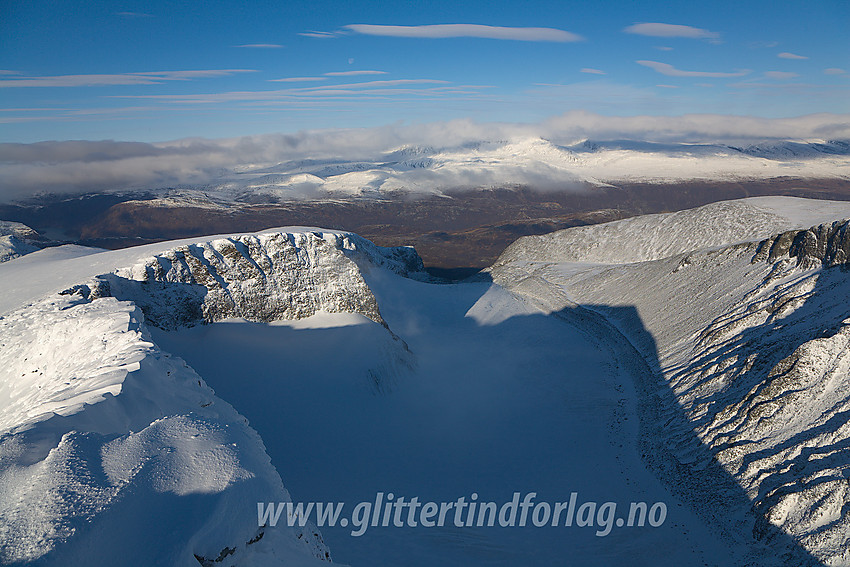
<box><xmin>1</xmin><ymin>196</ymin><xmax>850</xmax><ymax>565</ymax></box>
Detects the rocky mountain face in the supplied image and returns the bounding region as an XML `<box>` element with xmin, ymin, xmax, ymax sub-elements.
<box><xmin>687</xmin><ymin>222</ymin><xmax>850</xmax><ymax>564</ymax></box>
<box><xmin>60</xmin><ymin>231</ymin><xmax>425</xmax><ymax>330</ymax></box>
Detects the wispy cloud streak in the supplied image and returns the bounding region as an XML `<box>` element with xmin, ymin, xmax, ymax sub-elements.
<box><xmin>778</xmin><ymin>52</ymin><xmax>808</xmax><ymax>60</ymax></box>
<box><xmin>235</xmin><ymin>44</ymin><xmax>284</xmax><ymax>49</ymax></box>
<box><xmin>343</xmin><ymin>24</ymin><xmax>582</xmax><ymax>42</ymax></box>
<box><xmin>637</xmin><ymin>60</ymin><xmax>749</xmax><ymax>78</ymax></box>
<box><xmin>624</xmin><ymin>23</ymin><xmax>719</xmax><ymax>40</ymax></box>
<box><xmin>324</xmin><ymin>70</ymin><xmax>387</xmax><ymax>76</ymax></box>
<box><xmin>0</xmin><ymin>70</ymin><xmax>256</xmax><ymax>88</ymax></box>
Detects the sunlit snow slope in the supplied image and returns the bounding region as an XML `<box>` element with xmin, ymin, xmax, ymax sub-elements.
<box><xmin>0</xmin><ymin>229</ymin><xmax>422</xmax><ymax>566</ymax></box>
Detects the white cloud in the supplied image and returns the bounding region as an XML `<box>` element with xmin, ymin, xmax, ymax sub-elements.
<box><xmin>110</xmin><ymin>79</ymin><xmax>462</xmax><ymax>104</ymax></box>
<box><xmin>133</xmin><ymin>70</ymin><xmax>255</xmax><ymax>80</ymax></box>
<box><xmin>299</xmin><ymin>31</ymin><xmax>338</xmax><ymax>38</ymax></box>
<box><xmin>655</xmin><ymin>46</ymin><xmax>673</xmax><ymax>51</ymax></box>
<box><xmin>3</xmin><ymin>112</ymin><xmax>848</xmax><ymax>200</ymax></box>
<box><xmin>778</xmin><ymin>52</ymin><xmax>808</xmax><ymax>60</ymax></box>
<box><xmin>825</xmin><ymin>68</ymin><xmax>847</xmax><ymax>75</ymax></box>
<box><xmin>540</xmin><ymin>111</ymin><xmax>850</xmax><ymax>142</ymax></box>
<box><xmin>0</xmin><ymin>70</ymin><xmax>255</xmax><ymax>88</ymax></box>
<box><xmin>235</xmin><ymin>44</ymin><xmax>284</xmax><ymax>49</ymax></box>
<box><xmin>623</xmin><ymin>23</ymin><xmax>719</xmax><ymax>40</ymax></box>
<box><xmin>324</xmin><ymin>70</ymin><xmax>387</xmax><ymax>76</ymax></box>
<box><xmin>765</xmin><ymin>71</ymin><xmax>799</xmax><ymax>79</ymax></box>
<box><xmin>637</xmin><ymin>60</ymin><xmax>750</xmax><ymax>78</ymax></box>
<box><xmin>303</xmin><ymin>79</ymin><xmax>449</xmax><ymax>90</ymax></box>
<box><xmin>580</xmin><ymin>68</ymin><xmax>606</xmax><ymax>75</ymax></box>
<box><xmin>656</xmin><ymin>84</ymin><xmax>679</xmax><ymax>89</ymax></box>
<box><xmin>343</xmin><ymin>24</ymin><xmax>583</xmax><ymax>42</ymax></box>
<box><xmin>748</xmin><ymin>41</ymin><xmax>779</xmax><ymax>49</ymax></box>
<box><xmin>269</xmin><ymin>77</ymin><xmax>328</xmax><ymax>82</ymax></box>
<box><xmin>115</xmin><ymin>11</ymin><xmax>153</xmax><ymax>18</ymax></box>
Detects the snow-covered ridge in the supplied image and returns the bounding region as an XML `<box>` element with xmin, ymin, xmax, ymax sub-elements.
<box><xmin>489</xmin><ymin>197</ymin><xmax>850</xmax><ymax>565</ymax></box>
<box><xmin>494</xmin><ymin>196</ymin><xmax>850</xmax><ymax>266</ymax></box>
<box><xmin>0</xmin><ymin>228</ymin><xmax>423</xmax><ymax>565</ymax></box>
<box><xmin>0</xmin><ymin>227</ymin><xmax>422</xmax><ymax>427</ymax></box>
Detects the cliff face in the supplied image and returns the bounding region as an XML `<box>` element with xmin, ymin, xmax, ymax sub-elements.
<box><xmin>59</xmin><ymin>231</ymin><xmax>425</xmax><ymax>330</ymax></box>
<box><xmin>753</xmin><ymin>219</ymin><xmax>850</xmax><ymax>270</ymax></box>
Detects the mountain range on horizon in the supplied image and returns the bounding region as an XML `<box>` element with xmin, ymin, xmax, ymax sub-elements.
<box><xmin>3</xmin><ymin>136</ymin><xmax>850</xmax><ymax>203</ymax></box>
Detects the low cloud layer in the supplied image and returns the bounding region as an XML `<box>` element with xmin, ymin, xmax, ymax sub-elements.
<box><xmin>1</xmin><ymin>112</ymin><xmax>848</xmax><ymax>202</ymax></box>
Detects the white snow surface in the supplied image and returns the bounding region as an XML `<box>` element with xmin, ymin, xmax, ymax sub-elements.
<box><xmin>0</xmin><ymin>293</ymin><xmax>333</xmax><ymax>566</ymax></box>
<box><xmin>4</xmin><ymin>198</ymin><xmax>850</xmax><ymax>565</ymax></box>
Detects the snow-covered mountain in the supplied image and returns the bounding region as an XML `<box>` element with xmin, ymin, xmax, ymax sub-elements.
<box><xmin>3</xmin><ymin>196</ymin><xmax>850</xmax><ymax>565</ymax></box>
<box><xmin>489</xmin><ymin>196</ymin><xmax>850</xmax><ymax>566</ymax></box>
<box><xmin>0</xmin><ymin>221</ymin><xmax>45</xmax><ymax>263</ymax></box>
<box><xmin>214</xmin><ymin>137</ymin><xmax>850</xmax><ymax>201</ymax></box>
<box><xmin>0</xmin><ymin>229</ymin><xmax>423</xmax><ymax>566</ymax></box>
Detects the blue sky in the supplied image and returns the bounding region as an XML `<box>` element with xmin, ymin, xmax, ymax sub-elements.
<box><xmin>1</xmin><ymin>0</ymin><xmax>848</xmax><ymax>142</ymax></box>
